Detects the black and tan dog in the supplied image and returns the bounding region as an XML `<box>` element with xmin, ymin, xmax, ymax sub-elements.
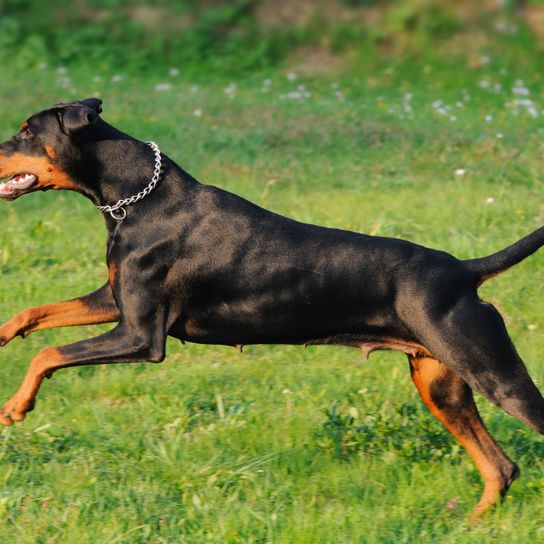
<box><xmin>0</xmin><ymin>98</ymin><xmax>543</xmax><ymax>519</ymax></box>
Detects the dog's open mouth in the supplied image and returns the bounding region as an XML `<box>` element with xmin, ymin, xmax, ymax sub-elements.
<box><xmin>0</xmin><ymin>173</ymin><xmax>37</xmax><ymax>200</ymax></box>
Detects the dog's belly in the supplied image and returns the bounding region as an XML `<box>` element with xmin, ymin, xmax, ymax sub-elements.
<box><xmin>168</xmin><ymin>302</ymin><xmax>420</xmax><ymax>353</ymax></box>
<box><xmin>170</xmin><ymin>319</ymin><xmax>428</xmax><ymax>358</ymax></box>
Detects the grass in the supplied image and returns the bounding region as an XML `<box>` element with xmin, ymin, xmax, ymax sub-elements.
<box><xmin>1</xmin><ymin>52</ymin><xmax>544</xmax><ymax>542</ymax></box>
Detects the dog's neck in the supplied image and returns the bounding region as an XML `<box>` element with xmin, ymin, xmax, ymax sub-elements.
<box><xmin>70</xmin><ymin>136</ymin><xmax>198</xmax><ymax>226</ymax></box>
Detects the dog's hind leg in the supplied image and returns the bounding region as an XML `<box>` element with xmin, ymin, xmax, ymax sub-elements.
<box><xmin>413</xmin><ymin>298</ymin><xmax>544</xmax><ymax>436</ymax></box>
<box><xmin>409</xmin><ymin>356</ymin><xmax>519</xmax><ymax>521</ymax></box>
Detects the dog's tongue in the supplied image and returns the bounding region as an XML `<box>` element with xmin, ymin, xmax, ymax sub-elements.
<box><xmin>0</xmin><ymin>173</ymin><xmax>37</xmax><ymax>196</ymax></box>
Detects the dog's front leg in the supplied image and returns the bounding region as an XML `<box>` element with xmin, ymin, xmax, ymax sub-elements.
<box><xmin>0</xmin><ymin>283</ymin><xmax>119</xmax><ymax>346</ymax></box>
<box><xmin>0</xmin><ymin>318</ymin><xmax>166</xmax><ymax>425</ymax></box>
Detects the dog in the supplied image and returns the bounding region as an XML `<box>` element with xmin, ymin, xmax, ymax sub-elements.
<box><xmin>0</xmin><ymin>98</ymin><xmax>543</xmax><ymax>520</ymax></box>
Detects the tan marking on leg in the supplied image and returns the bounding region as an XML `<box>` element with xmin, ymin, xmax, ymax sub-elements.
<box><xmin>410</xmin><ymin>356</ymin><xmax>518</xmax><ymax>522</ymax></box>
<box><xmin>108</xmin><ymin>262</ymin><xmax>117</xmax><ymax>285</ymax></box>
<box><xmin>0</xmin><ymin>347</ymin><xmax>62</xmax><ymax>424</ymax></box>
<box><xmin>0</xmin><ymin>299</ymin><xmax>119</xmax><ymax>345</ymax></box>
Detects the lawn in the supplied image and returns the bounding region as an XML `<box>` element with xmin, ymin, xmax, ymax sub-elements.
<box><xmin>1</xmin><ymin>10</ymin><xmax>544</xmax><ymax>543</ymax></box>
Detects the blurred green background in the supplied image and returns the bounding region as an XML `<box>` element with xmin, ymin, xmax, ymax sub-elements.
<box><xmin>0</xmin><ymin>0</ymin><xmax>543</xmax><ymax>76</ymax></box>
<box><xmin>1</xmin><ymin>1</ymin><xmax>544</xmax><ymax>543</ymax></box>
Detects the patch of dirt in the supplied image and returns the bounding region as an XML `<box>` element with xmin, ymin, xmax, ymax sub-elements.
<box><xmin>287</xmin><ymin>46</ymin><xmax>352</xmax><ymax>76</ymax></box>
<box><xmin>254</xmin><ymin>0</ymin><xmax>319</xmax><ymax>29</ymax></box>
<box><xmin>129</xmin><ymin>6</ymin><xmax>193</xmax><ymax>30</ymax></box>
<box><xmin>525</xmin><ymin>6</ymin><xmax>544</xmax><ymax>43</ymax></box>
<box><xmin>254</xmin><ymin>0</ymin><xmax>372</xmax><ymax>29</ymax></box>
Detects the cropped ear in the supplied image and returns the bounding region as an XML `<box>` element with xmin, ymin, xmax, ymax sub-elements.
<box><xmin>80</xmin><ymin>98</ymin><xmax>103</xmax><ymax>114</ymax></box>
<box><xmin>57</xmin><ymin>98</ymin><xmax>103</xmax><ymax>135</ymax></box>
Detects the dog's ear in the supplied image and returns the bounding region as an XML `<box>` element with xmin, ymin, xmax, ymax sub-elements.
<box><xmin>80</xmin><ymin>98</ymin><xmax>103</xmax><ymax>114</ymax></box>
<box><xmin>58</xmin><ymin>98</ymin><xmax>103</xmax><ymax>135</ymax></box>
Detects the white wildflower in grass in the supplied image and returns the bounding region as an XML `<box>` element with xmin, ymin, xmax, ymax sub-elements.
<box><xmin>224</xmin><ymin>83</ymin><xmax>237</xmax><ymax>98</ymax></box>
<box><xmin>479</xmin><ymin>80</ymin><xmax>490</xmax><ymax>89</ymax></box>
<box><xmin>494</xmin><ymin>83</ymin><xmax>502</xmax><ymax>93</ymax></box>
<box><xmin>480</xmin><ymin>55</ymin><xmax>490</xmax><ymax>65</ymax></box>
<box><xmin>335</xmin><ymin>90</ymin><xmax>345</xmax><ymax>102</ymax></box>
<box><xmin>456</xmin><ymin>101</ymin><xmax>464</xmax><ymax>108</ymax></box>
<box><xmin>496</xmin><ymin>133</ymin><xmax>503</xmax><ymax>139</ymax></box>
<box><xmin>56</xmin><ymin>66</ymin><xmax>67</xmax><ymax>74</ymax></box>
<box><xmin>485</xmin><ymin>115</ymin><xmax>493</xmax><ymax>122</ymax></box>
<box><xmin>287</xmin><ymin>72</ymin><xmax>297</xmax><ymax>81</ymax></box>
<box><xmin>485</xmin><ymin>197</ymin><xmax>495</xmax><ymax>204</ymax></box>
<box><xmin>450</xmin><ymin>116</ymin><xmax>457</xmax><ymax>122</ymax></box>
<box><xmin>508</xmin><ymin>97</ymin><xmax>540</xmax><ymax>118</ymax></box>
<box><xmin>455</xmin><ymin>168</ymin><xmax>466</xmax><ymax>176</ymax></box>
<box><xmin>513</xmin><ymin>85</ymin><xmax>530</xmax><ymax>96</ymax></box>
<box><xmin>402</xmin><ymin>93</ymin><xmax>413</xmax><ymax>112</ymax></box>
<box><xmin>169</xmin><ymin>67</ymin><xmax>179</xmax><ymax>77</ymax></box>
<box><xmin>528</xmin><ymin>324</ymin><xmax>538</xmax><ymax>331</ymax></box>
<box><xmin>154</xmin><ymin>83</ymin><xmax>172</xmax><ymax>92</ymax></box>
<box><xmin>193</xmin><ymin>108</ymin><xmax>203</xmax><ymax>117</ymax></box>
<box><xmin>189</xmin><ymin>85</ymin><xmax>199</xmax><ymax>93</ymax></box>
<box><xmin>92</xmin><ymin>75</ymin><xmax>102</xmax><ymax>83</ymax></box>
<box><xmin>431</xmin><ymin>99</ymin><xmax>450</xmax><ymax>116</ymax></box>
<box><xmin>111</xmin><ymin>74</ymin><xmax>123</xmax><ymax>83</ymax></box>
<box><xmin>37</xmin><ymin>62</ymin><xmax>48</xmax><ymax>70</ymax></box>
<box><xmin>263</xmin><ymin>79</ymin><xmax>271</xmax><ymax>86</ymax></box>
<box><xmin>348</xmin><ymin>406</ymin><xmax>359</xmax><ymax>419</ymax></box>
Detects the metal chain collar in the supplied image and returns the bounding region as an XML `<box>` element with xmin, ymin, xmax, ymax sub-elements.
<box><xmin>98</xmin><ymin>141</ymin><xmax>162</xmax><ymax>221</ymax></box>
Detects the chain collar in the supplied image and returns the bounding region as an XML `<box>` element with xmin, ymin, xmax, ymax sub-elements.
<box><xmin>98</xmin><ymin>141</ymin><xmax>162</xmax><ymax>221</ymax></box>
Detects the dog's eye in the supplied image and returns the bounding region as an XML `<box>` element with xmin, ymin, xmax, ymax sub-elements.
<box><xmin>20</xmin><ymin>129</ymin><xmax>33</xmax><ymax>140</ymax></box>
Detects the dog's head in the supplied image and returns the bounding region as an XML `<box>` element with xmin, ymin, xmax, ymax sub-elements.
<box><xmin>0</xmin><ymin>98</ymin><xmax>103</xmax><ymax>200</ymax></box>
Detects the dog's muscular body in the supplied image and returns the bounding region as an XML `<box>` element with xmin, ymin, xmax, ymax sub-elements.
<box><xmin>1</xmin><ymin>99</ymin><xmax>543</xmax><ymax>520</ymax></box>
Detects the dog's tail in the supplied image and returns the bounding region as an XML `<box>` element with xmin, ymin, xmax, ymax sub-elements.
<box><xmin>464</xmin><ymin>227</ymin><xmax>544</xmax><ymax>282</ymax></box>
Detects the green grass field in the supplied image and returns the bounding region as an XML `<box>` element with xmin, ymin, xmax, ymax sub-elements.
<box><xmin>2</xmin><ymin>18</ymin><xmax>544</xmax><ymax>542</ymax></box>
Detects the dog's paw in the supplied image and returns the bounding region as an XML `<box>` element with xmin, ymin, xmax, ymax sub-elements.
<box><xmin>0</xmin><ymin>326</ymin><xmax>18</xmax><ymax>347</ymax></box>
<box><xmin>0</xmin><ymin>317</ymin><xmax>30</xmax><ymax>348</ymax></box>
<box><xmin>0</xmin><ymin>412</ymin><xmax>13</xmax><ymax>426</ymax></box>
<box><xmin>0</xmin><ymin>397</ymin><xmax>34</xmax><ymax>425</ymax></box>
